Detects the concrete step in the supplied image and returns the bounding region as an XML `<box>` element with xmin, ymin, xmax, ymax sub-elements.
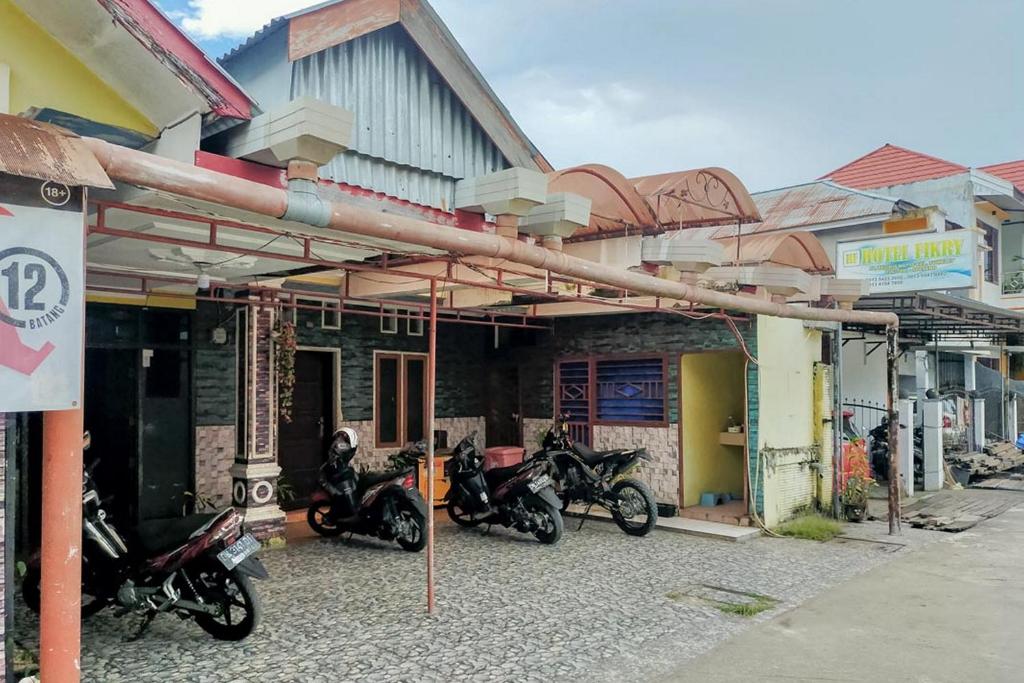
<box><xmin>565</xmin><ymin>504</ymin><xmax>762</xmax><ymax>543</ymax></box>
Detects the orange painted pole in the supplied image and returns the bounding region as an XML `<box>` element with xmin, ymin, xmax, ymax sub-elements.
<box><xmin>40</xmin><ymin>407</ymin><xmax>84</xmax><ymax>682</ymax></box>
<box><xmin>426</xmin><ymin>278</ymin><xmax>437</xmax><ymax>614</ymax></box>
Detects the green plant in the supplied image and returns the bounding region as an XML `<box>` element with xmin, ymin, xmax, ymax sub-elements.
<box><xmin>776</xmin><ymin>513</ymin><xmax>844</xmax><ymax>542</ymax></box>
<box><xmin>182</xmin><ymin>490</ymin><xmax>216</xmax><ymax>516</ymax></box>
<box><xmin>276</xmin><ymin>476</ymin><xmax>296</xmax><ymax>504</ymax></box>
<box><xmin>273</xmin><ymin>319</ymin><xmax>297</xmax><ymax>423</ymax></box>
<box><xmin>717</xmin><ymin>596</ymin><xmax>775</xmax><ymax>617</ymax></box>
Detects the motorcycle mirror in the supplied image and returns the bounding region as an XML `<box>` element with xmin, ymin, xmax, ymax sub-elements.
<box><xmin>83</xmin><ymin>431</ymin><xmax>92</xmax><ymax>451</ymax></box>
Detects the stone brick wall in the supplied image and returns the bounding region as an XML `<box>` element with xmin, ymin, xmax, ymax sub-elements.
<box><xmin>592</xmin><ymin>424</ymin><xmax>679</xmax><ymax>505</ymax></box>
<box><xmin>194</xmin><ymin>425</ymin><xmax>235</xmax><ymax>508</ymax></box>
<box><xmin>294</xmin><ymin>310</ymin><xmax>490</xmax><ymax>421</ymax></box>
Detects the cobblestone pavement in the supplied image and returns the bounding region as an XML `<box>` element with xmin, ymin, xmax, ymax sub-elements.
<box><xmin>16</xmin><ymin>518</ymin><xmax>942</xmax><ymax>682</ymax></box>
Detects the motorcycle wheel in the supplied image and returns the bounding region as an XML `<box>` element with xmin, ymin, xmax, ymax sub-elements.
<box><xmin>446</xmin><ymin>498</ymin><xmax>482</xmax><ymax>527</ymax></box>
<box><xmin>307</xmin><ymin>503</ymin><xmax>344</xmax><ymax>537</ymax></box>
<box><xmin>610</xmin><ymin>479</ymin><xmax>658</xmax><ymax>537</ymax></box>
<box><xmin>395</xmin><ymin>499</ymin><xmax>427</xmax><ymax>552</ymax></box>
<box><xmin>21</xmin><ymin>566</ymin><xmax>107</xmax><ymax>618</ymax></box>
<box><xmin>528</xmin><ymin>499</ymin><xmax>563</xmax><ymax>545</ymax></box>
<box><xmin>194</xmin><ymin>567</ymin><xmax>262</xmax><ymax>641</ymax></box>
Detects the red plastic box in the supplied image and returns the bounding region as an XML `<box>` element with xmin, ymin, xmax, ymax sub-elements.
<box><xmin>484</xmin><ymin>446</ymin><xmax>524</xmax><ymax>470</ymax></box>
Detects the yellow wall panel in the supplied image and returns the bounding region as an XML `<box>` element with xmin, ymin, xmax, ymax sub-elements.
<box><xmin>0</xmin><ymin>0</ymin><xmax>155</xmax><ymax>134</ymax></box>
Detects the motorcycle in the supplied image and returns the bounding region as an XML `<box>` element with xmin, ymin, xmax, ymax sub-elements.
<box><xmin>535</xmin><ymin>414</ymin><xmax>658</xmax><ymax>536</ymax></box>
<box><xmin>306</xmin><ymin>428</ymin><xmax>428</xmax><ymax>551</ymax></box>
<box><xmin>24</xmin><ymin>433</ymin><xmax>267</xmax><ymax>641</ymax></box>
<box><xmin>868</xmin><ymin>417</ymin><xmax>891</xmax><ymax>481</ymax></box>
<box><xmin>444</xmin><ymin>431</ymin><xmax>564</xmax><ymax>544</ymax></box>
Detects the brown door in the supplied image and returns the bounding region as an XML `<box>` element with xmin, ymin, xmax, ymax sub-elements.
<box><xmin>278</xmin><ymin>351</ymin><xmax>333</xmax><ymax>510</ymax></box>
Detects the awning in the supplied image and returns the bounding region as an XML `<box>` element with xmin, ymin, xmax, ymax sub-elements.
<box><xmin>846</xmin><ymin>292</ymin><xmax>1024</xmax><ymax>341</ymax></box>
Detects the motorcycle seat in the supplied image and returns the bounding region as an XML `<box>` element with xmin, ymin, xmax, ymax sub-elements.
<box><xmin>135</xmin><ymin>513</ymin><xmax>219</xmax><ymax>556</ymax></box>
<box><xmin>484</xmin><ymin>462</ymin><xmax>529</xmax><ymax>487</ymax></box>
<box><xmin>573</xmin><ymin>442</ymin><xmax>630</xmax><ymax>467</ymax></box>
<box><xmin>359</xmin><ymin>469</ymin><xmax>404</xmax><ymax>489</ymax></box>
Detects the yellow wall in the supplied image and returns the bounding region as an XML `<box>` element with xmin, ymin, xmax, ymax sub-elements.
<box><xmin>680</xmin><ymin>351</ymin><xmax>746</xmax><ymax>507</ymax></box>
<box><xmin>756</xmin><ymin>316</ymin><xmax>823</xmax><ymax>526</ymax></box>
<box><xmin>0</xmin><ymin>0</ymin><xmax>155</xmax><ymax>134</ymax></box>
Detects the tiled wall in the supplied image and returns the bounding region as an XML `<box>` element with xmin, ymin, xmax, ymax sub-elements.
<box><xmin>194</xmin><ymin>425</ymin><xmax>235</xmax><ymax>508</ymax></box>
<box><xmin>592</xmin><ymin>424</ymin><xmax>680</xmax><ymax>505</ymax></box>
<box><xmin>337</xmin><ymin>416</ymin><xmax>486</xmax><ymax>471</ymax></box>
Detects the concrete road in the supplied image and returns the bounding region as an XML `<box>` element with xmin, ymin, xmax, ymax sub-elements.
<box><xmin>665</xmin><ymin>502</ymin><xmax>1024</xmax><ymax>683</ymax></box>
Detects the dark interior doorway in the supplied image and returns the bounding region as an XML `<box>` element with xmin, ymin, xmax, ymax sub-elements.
<box><xmin>278</xmin><ymin>350</ymin><xmax>334</xmax><ymax>510</ymax></box>
<box><xmin>486</xmin><ymin>362</ymin><xmax>521</xmax><ymax>447</ymax></box>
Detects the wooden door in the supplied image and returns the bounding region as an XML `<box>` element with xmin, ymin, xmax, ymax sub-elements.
<box><xmin>278</xmin><ymin>351</ymin><xmax>333</xmax><ymax>509</ymax></box>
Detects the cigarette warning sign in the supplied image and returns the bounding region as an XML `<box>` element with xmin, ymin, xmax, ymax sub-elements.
<box><xmin>0</xmin><ymin>172</ymin><xmax>84</xmax><ymax>411</ymax></box>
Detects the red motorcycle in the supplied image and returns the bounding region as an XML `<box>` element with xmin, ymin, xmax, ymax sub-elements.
<box><xmin>24</xmin><ymin>434</ymin><xmax>267</xmax><ymax>641</ymax></box>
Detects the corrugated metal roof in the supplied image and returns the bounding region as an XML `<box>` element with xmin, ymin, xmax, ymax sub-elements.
<box><xmin>290</xmin><ymin>24</ymin><xmax>506</xmax><ymax>210</ymax></box>
<box><xmin>980</xmin><ymin>159</ymin><xmax>1024</xmax><ymax>194</ymax></box>
<box><xmin>821</xmin><ymin>144</ymin><xmax>967</xmax><ymax>190</ymax></box>
<box><xmin>745</xmin><ymin>180</ymin><xmax>902</xmax><ymax>233</ymax></box>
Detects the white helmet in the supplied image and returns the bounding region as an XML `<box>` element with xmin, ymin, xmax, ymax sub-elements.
<box><xmin>332</xmin><ymin>427</ymin><xmax>359</xmax><ymax>449</ymax></box>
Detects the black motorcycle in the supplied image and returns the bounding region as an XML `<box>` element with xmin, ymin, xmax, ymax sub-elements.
<box><xmin>444</xmin><ymin>432</ymin><xmax>564</xmax><ymax>544</ymax></box>
<box><xmin>535</xmin><ymin>414</ymin><xmax>658</xmax><ymax>536</ymax></box>
<box><xmin>24</xmin><ymin>433</ymin><xmax>267</xmax><ymax>641</ymax></box>
<box><xmin>868</xmin><ymin>418</ymin><xmax>891</xmax><ymax>481</ymax></box>
<box><xmin>306</xmin><ymin>430</ymin><xmax>428</xmax><ymax>551</ymax></box>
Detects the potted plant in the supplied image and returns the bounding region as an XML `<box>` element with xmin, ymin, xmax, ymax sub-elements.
<box><xmin>842</xmin><ymin>443</ymin><xmax>874</xmax><ymax>523</ymax></box>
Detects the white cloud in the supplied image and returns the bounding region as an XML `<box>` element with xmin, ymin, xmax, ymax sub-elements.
<box><xmin>175</xmin><ymin>0</ymin><xmax>324</xmax><ymax>39</ymax></box>
<box><xmin>494</xmin><ymin>69</ymin><xmax>817</xmax><ymax>191</ymax></box>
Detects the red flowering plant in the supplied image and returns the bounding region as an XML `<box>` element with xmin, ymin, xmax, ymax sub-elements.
<box><xmin>842</xmin><ymin>444</ymin><xmax>874</xmax><ymax>521</ymax></box>
<box><xmin>273</xmin><ymin>319</ymin><xmax>297</xmax><ymax>423</ymax></box>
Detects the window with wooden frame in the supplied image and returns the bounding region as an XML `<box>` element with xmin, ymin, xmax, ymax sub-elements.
<box><xmin>321</xmin><ymin>301</ymin><xmax>340</xmax><ymax>329</ymax></box>
<box><xmin>380</xmin><ymin>306</ymin><xmax>398</xmax><ymax>334</ymax></box>
<box><xmin>407</xmin><ymin>313</ymin><xmax>424</xmax><ymax>336</ymax></box>
<box><xmin>556</xmin><ymin>355</ymin><xmax>667</xmax><ymax>443</ymax></box>
<box><xmin>375</xmin><ymin>352</ymin><xmax>427</xmax><ymax>447</ymax></box>
<box><xmin>979</xmin><ymin>221</ymin><xmax>998</xmax><ymax>285</ymax></box>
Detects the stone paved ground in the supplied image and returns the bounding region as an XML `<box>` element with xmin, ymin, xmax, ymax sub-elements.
<box><xmin>16</xmin><ymin>518</ymin><xmax>942</xmax><ymax>682</ymax></box>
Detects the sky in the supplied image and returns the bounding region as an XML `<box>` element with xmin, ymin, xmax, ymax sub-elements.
<box><xmin>157</xmin><ymin>0</ymin><xmax>1024</xmax><ymax>192</ymax></box>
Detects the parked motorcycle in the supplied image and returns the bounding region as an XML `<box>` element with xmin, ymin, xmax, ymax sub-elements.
<box><xmin>24</xmin><ymin>433</ymin><xmax>267</xmax><ymax>641</ymax></box>
<box><xmin>535</xmin><ymin>414</ymin><xmax>658</xmax><ymax>536</ymax></box>
<box><xmin>868</xmin><ymin>418</ymin><xmax>891</xmax><ymax>481</ymax></box>
<box><xmin>444</xmin><ymin>431</ymin><xmax>564</xmax><ymax>544</ymax></box>
<box><xmin>306</xmin><ymin>428</ymin><xmax>428</xmax><ymax>551</ymax></box>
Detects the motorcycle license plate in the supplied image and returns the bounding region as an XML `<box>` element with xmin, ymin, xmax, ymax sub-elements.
<box><xmin>216</xmin><ymin>533</ymin><xmax>260</xmax><ymax>570</ymax></box>
<box><xmin>527</xmin><ymin>474</ymin><xmax>552</xmax><ymax>493</ymax></box>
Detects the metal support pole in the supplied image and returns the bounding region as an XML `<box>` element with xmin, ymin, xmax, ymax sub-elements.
<box><xmin>426</xmin><ymin>279</ymin><xmax>438</xmax><ymax>613</ymax></box>
<box><xmin>832</xmin><ymin>326</ymin><xmax>843</xmax><ymax>517</ymax></box>
<box><xmin>885</xmin><ymin>327</ymin><xmax>902</xmax><ymax>535</ymax></box>
<box><xmin>40</xmin><ymin>408</ymin><xmax>84</xmax><ymax>683</ymax></box>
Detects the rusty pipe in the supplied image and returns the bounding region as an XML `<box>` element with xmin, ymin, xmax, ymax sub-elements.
<box><xmin>81</xmin><ymin>137</ymin><xmax>898</xmax><ymax>330</ymax></box>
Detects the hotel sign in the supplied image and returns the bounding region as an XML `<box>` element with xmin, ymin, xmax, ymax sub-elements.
<box><xmin>836</xmin><ymin>230</ymin><xmax>976</xmax><ymax>294</ymax></box>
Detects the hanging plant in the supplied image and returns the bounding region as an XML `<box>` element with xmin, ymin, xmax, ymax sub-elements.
<box><xmin>273</xmin><ymin>319</ymin><xmax>297</xmax><ymax>423</ymax></box>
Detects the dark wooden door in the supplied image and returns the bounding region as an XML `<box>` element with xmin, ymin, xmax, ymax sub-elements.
<box><xmin>278</xmin><ymin>351</ymin><xmax>333</xmax><ymax>509</ymax></box>
<box><xmin>486</xmin><ymin>362</ymin><xmax>522</xmax><ymax>447</ymax></box>
<box><xmin>84</xmin><ymin>348</ymin><xmax>140</xmax><ymax>525</ymax></box>
<box><xmin>139</xmin><ymin>348</ymin><xmax>191</xmax><ymax>520</ymax></box>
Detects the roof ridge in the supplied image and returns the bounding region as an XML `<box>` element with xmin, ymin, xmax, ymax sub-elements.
<box><xmin>754</xmin><ymin>178</ymin><xmax>900</xmax><ymax>203</ymax></box>
<box><xmin>819</xmin><ymin>142</ymin><xmax>966</xmax><ymax>182</ymax></box>
<box><xmin>979</xmin><ymin>158</ymin><xmax>1024</xmax><ymax>170</ymax></box>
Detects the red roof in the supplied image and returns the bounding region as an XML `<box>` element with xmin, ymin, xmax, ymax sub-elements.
<box><xmin>820</xmin><ymin>144</ymin><xmax>967</xmax><ymax>190</ymax></box>
<box><xmin>980</xmin><ymin>160</ymin><xmax>1024</xmax><ymax>193</ymax></box>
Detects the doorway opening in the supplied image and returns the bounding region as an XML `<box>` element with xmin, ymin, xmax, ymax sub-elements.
<box><xmin>679</xmin><ymin>350</ymin><xmax>749</xmax><ymax>526</ymax></box>
<box><xmin>277</xmin><ymin>349</ymin><xmax>338</xmax><ymax>510</ymax></box>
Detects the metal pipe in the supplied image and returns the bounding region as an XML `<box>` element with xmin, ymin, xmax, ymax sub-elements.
<box><xmin>40</xmin><ymin>408</ymin><xmax>84</xmax><ymax>683</ymax></box>
<box><xmin>81</xmin><ymin>137</ymin><xmax>903</xmax><ymax>533</ymax></box>
<box><xmin>426</xmin><ymin>279</ymin><xmax>438</xmax><ymax>613</ymax></box>
<box><xmin>82</xmin><ymin>138</ymin><xmax>897</xmax><ymax>329</ymax></box>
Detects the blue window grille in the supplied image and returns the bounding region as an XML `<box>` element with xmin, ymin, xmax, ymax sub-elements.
<box><xmin>595</xmin><ymin>358</ymin><xmax>666</xmax><ymax>424</ymax></box>
<box><xmin>557</xmin><ymin>357</ymin><xmax>667</xmax><ymax>442</ymax></box>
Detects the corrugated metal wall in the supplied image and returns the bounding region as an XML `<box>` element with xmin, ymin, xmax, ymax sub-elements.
<box><xmin>290</xmin><ymin>25</ymin><xmax>507</xmax><ymax>210</ymax></box>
